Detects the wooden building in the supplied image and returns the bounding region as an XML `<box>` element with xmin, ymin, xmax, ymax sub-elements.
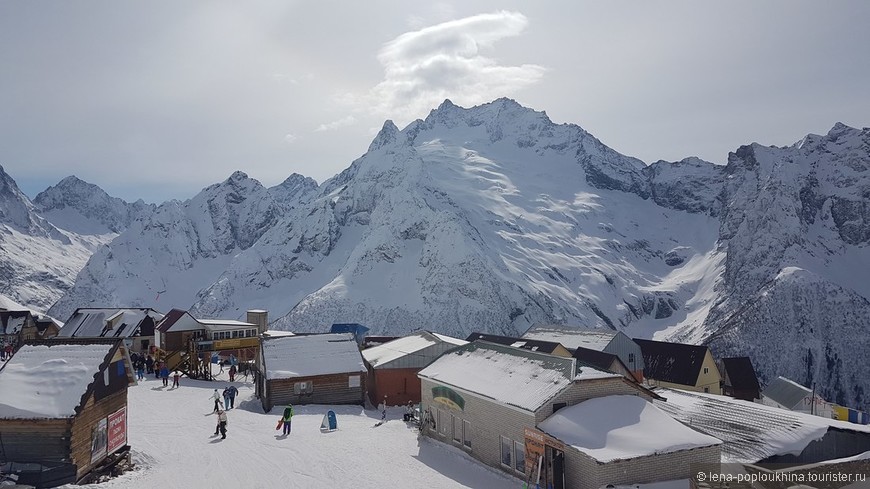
<box><xmin>1</xmin><ymin>309</ymin><xmax>35</xmax><ymax>348</ymax></box>
<box><xmin>0</xmin><ymin>338</ymin><xmax>134</xmax><ymax>487</ymax></box>
<box><xmin>155</xmin><ymin>309</ymin><xmax>262</xmax><ymax>378</ymax></box>
<box><xmin>362</xmin><ymin>331</ymin><xmax>466</xmax><ymax>405</ymax></box>
<box><xmin>633</xmin><ymin>338</ymin><xmax>723</xmax><ymax>394</ymax></box>
<box><xmin>57</xmin><ymin>308</ymin><xmax>164</xmax><ymax>357</ymax></box>
<box><xmin>719</xmin><ymin>356</ymin><xmax>761</xmax><ymax>401</ymax></box>
<box><xmin>257</xmin><ymin>333</ymin><xmax>367</xmax><ymax>412</ymax></box>
<box><xmin>522</xmin><ymin>324</ymin><xmax>645</xmax><ymax>381</ymax></box>
<box><xmin>418</xmin><ymin>341</ymin><xmax>687</xmax><ymax>488</ymax></box>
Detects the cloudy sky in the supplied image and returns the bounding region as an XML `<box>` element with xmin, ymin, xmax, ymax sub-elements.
<box><xmin>1</xmin><ymin>1</ymin><xmax>868</xmax><ymax>203</ymax></box>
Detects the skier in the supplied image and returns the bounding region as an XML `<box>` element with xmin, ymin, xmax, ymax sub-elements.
<box><xmin>211</xmin><ymin>389</ymin><xmax>223</xmax><ymax>412</ymax></box>
<box><xmin>135</xmin><ymin>360</ymin><xmax>145</xmax><ymax>381</ymax></box>
<box><xmin>228</xmin><ymin>364</ymin><xmax>237</xmax><ymax>382</ymax></box>
<box><xmin>227</xmin><ymin>385</ymin><xmax>239</xmax><ymax>409</ymax></box>
<box><xmin>379</xmin><ymin>396</ymin><xmax>387</xmax><ymax>422</ymax></box>
<box><xmin>172</xmin><ymin>370</ymin><xmax>181</xmax><ymax>388</ymax></box>
<box><xmin>281</xmin><ymin>404</ymin><xmax>293</xmax><ymax>435</ymax></box>
<box><xmin>222</xmin><ymin>387</ymin><xmax>231</xmax><ymax>410</ymax></box>
<box><xmin>214</xmin><ymin>409</ymin><xmax>228</xmax><ymax>439</ymax></box>
<box><xmin>145</xmin><ymin>355</ymin><xmax>154</xmax><ymax>374</ymax></box>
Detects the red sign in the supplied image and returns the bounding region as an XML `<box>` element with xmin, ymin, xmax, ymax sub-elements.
<box><xmin>107</xmin><ymin>407</ymin><xmax>127</xmax><ymax>455</ymax></box>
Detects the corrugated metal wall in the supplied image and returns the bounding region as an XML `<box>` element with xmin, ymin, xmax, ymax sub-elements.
<box><xmin>379</xmin><ymin>342</ymin><xmax>461</xmax><ymax>370</ymax></box>
<box><xmin>605</xmin><ymin>333</ymin><xmax>644</xmax><ymax>372</ymax></box>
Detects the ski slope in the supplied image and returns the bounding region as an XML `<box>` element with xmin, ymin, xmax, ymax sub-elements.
<box><xmin>70</xmin><ymin>373</ymin><xmax>520</xmax><ymax>488</ymax></box>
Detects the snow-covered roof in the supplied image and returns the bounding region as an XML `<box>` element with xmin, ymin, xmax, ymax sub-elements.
<box><xmin>0</xmin><ymin>342</ymin><xmax>115</xmax><ymax>419</ymax></box>
<box><xmin>199</xmin><ymin>319</ymin><xmax>256</xmax><ymax>331</ymax></box>
<box><xmin>262</xmin><ymin>333</ymin><xmax>365</xmax><ymax>380</ymax></box>
<box><xmin>58</xmin><ymin>308</ymin><xmax>163</xmax><ymax>338</ymax></box>
<box><xmin>362</xmin><ymin>331</ymin><xmax>467</xmax><ymax>368</ymax></box>
<box><xmin>538</xmin><ymin>395</ymin><xmax>721</xmax><ymax>463</ymax></box>
<box><xmin>762</xmin><ymin>376</ymin><xmax>813</xmax><ymax>409</ymax></box>
<box><xmin>522</xmin><ymin>325</ymin><xmax>617</xmax><ymax>351</ymax></box>
<box><xmin>652</xmin><ymin>388</ymin><xmax>870</xmax><ymax>463</ymax></box>
<box><xmin>418</xmin><ymin>342</ymin><xmax>576</xmax><ymax>412</ymax></box>
<box><xmin>0</xmin><ymin>310</ymin><xmax>30</xmax><ymax>335</ymax></box>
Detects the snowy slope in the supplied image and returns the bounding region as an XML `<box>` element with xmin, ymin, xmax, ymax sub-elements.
<box><xmin>0</xmin><ymin>165</ymin><xmax>99</xmax><ymax>312</ymax></box>
<box><xmin>72</xmin><ymin>375</ymin><xmax>519</xmax><ymax>489</ymax></box>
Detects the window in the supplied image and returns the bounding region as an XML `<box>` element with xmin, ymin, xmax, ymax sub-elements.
<box><xmin>628</xmin><ymin>353</ymin><xmax>635</xmax><ymax>363</ymax></box>
<box><xmin>703</xmin><ymin>367</ymin><xmax>709</xmax><ymax>374</ymax></box>
<box><xmin>514</xmin><ymin>440</ymin><xmax>525</xmax><ymax>473</ymax></box>
<box><xmin>462</xmin><ymin>420</ymin><xmax>472</xmax><ymax>449</ymax></box>
<box><xmin>293</xmin><ymin>381</ymin><xmax>313</xmax><ymax>394</ymax></box>
<box><xmin>348</xmin><ymin>375</ymin><xmax>360</xmax><ymax>388</ymax></box>
<box><xmin>500</xmin><ymin>436</ymin><xmax>513</xmax><ymax>467</ymax></box>
<box><xmin>704</xmin><ymin>387</ymin><xmax>710</xmax><ymax>393</ymax></box>
<box><xmin>552</xmin><ymin>402</ymin><xmax>567</xmax><ymax>414</ymax></box>
<box><xmin>232</xmin><ymin>330</ymin><xmax>238</xmax><ymax>339</ymax></box>
<box><xmin>452</xmin><ymin>415</ymin><xmax>461</xmax><ymax>443</ymax></box>
<box><xmin>438</xmin><ymin>409</ymin><xmax>450</xmax><ymax>437</ymax></box>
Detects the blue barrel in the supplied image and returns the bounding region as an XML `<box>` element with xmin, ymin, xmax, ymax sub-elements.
<box><xmin>848</xmin><ymin>409</ymin><xmax>859</xmax><ymax>423</ymax></box>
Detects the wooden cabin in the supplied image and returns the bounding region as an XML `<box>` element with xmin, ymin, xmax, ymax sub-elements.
<box><xmin>633</xmin><ymin>338</ymin><xmax>723</xmax><ymax>394</ymax></box>
<box><xmin>257</xmin><ymin>333</ymin><xmax>367</xmax><ymax>412</ymax></box>
<box><xmin>0</xmin><ymin>338</ymin><xmax>135</xmax><ymax>488</ymax></box>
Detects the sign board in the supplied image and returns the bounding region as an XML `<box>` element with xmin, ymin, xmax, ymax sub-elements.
<box><xmin>107</xmin><ymin>406</ymin><xmax>128</xmax><ymax>455</ymax></box>
<box><xmin>523</xmin><ymin>427</ymin><xmax>564</xmax><ymax>475</ymax></box>
<box><xmin>432</xmin><ymin>385</ymin><xmax>465</xmax><ymax>411</ymax></box>
<box><xmin>90</xmin><ymin>417</ymin><xmax>108</xmax><ymax>464</ymax></box>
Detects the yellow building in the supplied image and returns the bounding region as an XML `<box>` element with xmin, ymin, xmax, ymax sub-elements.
<box><xmin>633</xmin><ymin>338</ymin><xmax>723</xmax><ymax>394</ymax></box>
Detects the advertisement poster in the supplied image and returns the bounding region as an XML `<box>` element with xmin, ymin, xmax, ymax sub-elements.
<box><xmin>90</xmin><ymin>417</ymin><xmax>108</xmax><ymax>464</ymax></box>
<box><xmin>107</xmin><ymin>407</ymin><xmax>128</xmax><ymax>455</ymax></box>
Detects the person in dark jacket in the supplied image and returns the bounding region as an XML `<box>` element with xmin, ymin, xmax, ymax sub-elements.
<box><xmin>226</xmin><ymin>385</ymin><xmax>239</xmax><ymax>409</ymax></box>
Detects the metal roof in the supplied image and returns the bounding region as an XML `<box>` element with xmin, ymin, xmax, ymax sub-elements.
<box><xmin>762</xmin><ymin>376</ymin><xmax>813</xmax><ymax>409</ymax></box>
<box><xmin>418</xmin><ymin>341</ymin><xmax>577</xmax><ymax>412</ymax></box>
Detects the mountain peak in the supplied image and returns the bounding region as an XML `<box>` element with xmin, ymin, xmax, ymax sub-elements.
<box><xmin>368</xmin><ymin>120</ymin><xmax>401</xmax><ymax>152</ymax></box>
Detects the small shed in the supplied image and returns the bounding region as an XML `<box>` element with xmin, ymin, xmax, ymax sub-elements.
<box><xmin>522</xmin><ymin>324</ymin><xmax>644</xmax><ymax>381</ymax></box>
<box><xmin>719</xmin><ymin>356</ymin><xmax>761</xmax><ymax>401</ymax></box>
<box><xmin>363</xmin><ymin>331</ymin><xmax>467</xmax><ymax>405</ymax></box>
<box><xmin>258</xmin><ymin>333</ymin><xmax>367</xmax><ymax>412</ymax></box>
<box><xmin>633</xmin><ymin>338</ymin><xmax>723</xmax><ymax>394</ymax></box>
<box><xmin>537</xmin><ymin>395</ymin><xmax>721</xmax><ymax>489</ymax></box>
<box><xmin>58</xmin><ymin>308</ymin><xmax>164</xmax><ymax>356</ymax></box>
<box><xmin>761</xmin><ymin>376</ymin><xmax>833</xmax><ymax>418</ymax></box>
<box><xmin>0</xmin><ymin>338</ymin><xmax>134</xmax><ymax>487</ymax></box>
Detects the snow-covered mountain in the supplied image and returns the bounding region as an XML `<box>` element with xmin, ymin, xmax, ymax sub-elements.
<box><xmin>48</xmin><ymin>171</ymin><xmax>318</xmax><ymax>316</ymax></box>
<box><xmin>0</xmin><ymin>165</ymin><xmax>99</xmax><ymax>311</ymax></box>
<box><xmin>21</xmin><ymin>99</ymin><xmax>870</xmax><ymax>410</ymax></box>
<box><xmin>34</xmin><ymin>175</ymin><xmax>156</xmax><ymax>236</ymax></box>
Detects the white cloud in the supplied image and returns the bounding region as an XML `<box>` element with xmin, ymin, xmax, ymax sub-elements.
<box><xmin>363</xmin><ymin>11</ymin><xmax>545</xmax><ymax>125</ymax></box>
<box><xmin>283</xmin><ymin>133</ymin><xmax>298</xmax><ymax>144</ymax></box>
<box><xmin>315</xmin><ymin>115</ymin><xmax>357</xmax><ymax>132</ymax></box>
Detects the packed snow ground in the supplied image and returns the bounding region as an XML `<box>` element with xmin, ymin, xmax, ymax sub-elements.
<box><xmin>69</xmin><ymin>372</ymin><xmax>521</xmax><ymax>489</ymax></box>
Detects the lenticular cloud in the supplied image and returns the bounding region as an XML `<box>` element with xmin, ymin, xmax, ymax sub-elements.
<box><xmin>367</xmin><ymin>11</ymin><xmax>545</xmax><ymax>124</ymax></box>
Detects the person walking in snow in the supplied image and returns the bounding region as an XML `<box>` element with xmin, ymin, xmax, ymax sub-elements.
<box><xmin>281</xmin><ymin>404</ymin><xmax>293</xmax><ymax>435</ymax></box>
<box><xmin>379</xmin><ymin>396</ymin><xmax>387</xmax><ymax>421</ymax></box>
<box><xmin>222</xmin><ymin>387</ymin><xmax>231</xmax><ymax>410</ymax></box>
<box><xmin>160</xmin><ymin>364</ymin><xmax>170</xmax><ymax>387</ymax></box>
<box><xmin>211</xmin><ymin>389</ymin><xmax>223</xmax><ymax>412</ymax></box>
<box><xmin>214</xmin><ymin>409</ymin><xmax>228</xmax><ymax>439</ymax></box>
<box><xmin>226</xmin><ymin>385</ymin><xmax>239</xmax><ymax>409</ymax></box>
<box><xmin>228</xmin><ymin>364</ymin><xmax>236</xmax><ymax>382</ymax></box>
<box><xmin>145</xmin><ymin>355</ymin><xmax>154</xmax><ymax>374</ymax></box>
<box><xmin>135</xmin><ymin>361</ymin><xmax>145</xmax><ymax>381</ymax></box>
<box><xmin>172</xmin><ymin>370</ymin><xmax>181</xmax><ymax>388</ymax></box>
